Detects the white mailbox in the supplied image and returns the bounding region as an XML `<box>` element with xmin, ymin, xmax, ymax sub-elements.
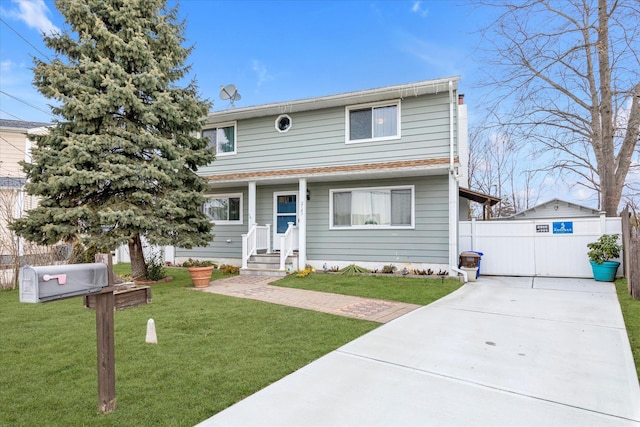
<box><xmin>19</xmin><ymin>263</ymin><xmax>108</xmax><ymax>303</ymax></box>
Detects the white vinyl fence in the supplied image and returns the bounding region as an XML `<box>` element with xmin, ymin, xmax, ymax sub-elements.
<box><xmin>114</xmin><ymin>237</ymin><xmax>174</xmax><ymax>265</ymax></box>
<box><xmin>460</xmin><ymin>214</ymin><xmax>622</xmax><ymax>278</ymax></box>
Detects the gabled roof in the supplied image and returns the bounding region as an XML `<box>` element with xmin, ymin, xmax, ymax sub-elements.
<box><xmin>0</xmin><ymin>119</ymin><xmax>50</xmax><ymax>130</ymax></box>
<box><xmin>206</xmin><ymin>76</ymin><xmax>460</xmax><ymax>123</ymax></box>
<box><xmin>507</xmin><ymin>198</ymin><xmax>601</xmax><ymax>219</ymax></box>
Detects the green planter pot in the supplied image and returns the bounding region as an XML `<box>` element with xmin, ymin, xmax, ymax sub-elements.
<box><xmin>589</xmin><ymin>260</ymin><xmax>620</xmax><ymax>282</ymax></box>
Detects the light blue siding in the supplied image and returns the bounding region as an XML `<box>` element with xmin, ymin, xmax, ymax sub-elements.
<box><xmin>199</xmin><ymin>94</ymin><xmax>455</xmax><ymax>176</ymax></box>
<box><xmin>177</xmin><ymin>176</ymin><xmax>450</xmax><ymax>265</ymax></box>
<box><xmin>175</xmin><ymin>187</ymin><xmax>247</xmax><ymax>260</ymax></box>
<box><xmin>306</xmin><ymin>175</ymin><xmax>450</xmax><ymax>264</ymax></box>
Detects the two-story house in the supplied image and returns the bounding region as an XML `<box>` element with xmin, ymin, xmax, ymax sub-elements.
<box><xmin>176</xmin><ymin>77</ymin><xmax>472</xmax><ymax>277</ymax></box>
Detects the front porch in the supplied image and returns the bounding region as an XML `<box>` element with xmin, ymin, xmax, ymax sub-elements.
<box><xmin>239</xmin><ymin>179</ymin><xmax>308</xmax><ymax>276</ymax></box>
<box><xmin>241</xmin><ymin>223</ymin><xmax>300</xmax><ymax>276</ymax></box>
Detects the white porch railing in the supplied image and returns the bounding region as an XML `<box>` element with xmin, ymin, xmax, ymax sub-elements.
<box><xmin>241</xmin><ymin>224</ymin><xmax>271</xmax><ymax>269</ymax></box>
<box><xmin>279</xmin><ymin>222</ymin><xmax>295</xmax><ymax>270</ymax></box>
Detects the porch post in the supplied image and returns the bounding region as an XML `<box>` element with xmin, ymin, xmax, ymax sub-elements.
<box><xmin>248</xmin><ymin>181</ymin><xmax>256</xmax><ymax>227</ymax></box>
<box><xmin>298</xmin><ymin>178</ymin><xmax>307</xmax><ymax>269</ymax></box>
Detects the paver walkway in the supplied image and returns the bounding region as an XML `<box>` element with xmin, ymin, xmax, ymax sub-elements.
<box><xmin>195</xmin><ymin>275</ymin><xmax>421</xmax><ymax>323</ymax></box>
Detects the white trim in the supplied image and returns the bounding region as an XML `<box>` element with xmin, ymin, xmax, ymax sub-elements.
<box><xmin>203</xmin><ymin>121</ymin><xmax>237</xmax><ymax>156</ymax></box>
<box><xmin>275</xmin><ymin>114</ymin><xmax>292</xmax><ymax>133</ymax></box>
<box><xmin>298</xmin><ymin>179</ymin><xmax>307</xmax><ymax>268</ymax></box>
<box><xmin>329</xmin><ymin>184</ymin><xmax>415</xmax><ymax>230</ymax></box>
<box><xmin>345</xmin><ymin>99</ymin><xmax>401</xmax><ymax>144</ymax></box>
<box><xmin>203</xmin><ymin>192</ymin><xmax>243</xmax><ymax>224</ymax></box>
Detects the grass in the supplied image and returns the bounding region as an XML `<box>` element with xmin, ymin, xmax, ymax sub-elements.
<box><xmin>0</xmin><ymin>266</ymin><xmax>378</xmax><ymax>426</ymax></box>
<box><xmin>276</xmin><ymin>272</ymin><xmax>463</xmax><ymax>305</ymax></box>
<box><xmin>615</xmin><ymin>278</ymin><xmax>640</xmax><ymax>380</ymax></box>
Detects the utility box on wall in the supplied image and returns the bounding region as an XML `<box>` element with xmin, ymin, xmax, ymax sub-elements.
<box><xmin>19</xmin><ymin>263</ymin><xmax>108</xmax><ymax>303</ymax></box>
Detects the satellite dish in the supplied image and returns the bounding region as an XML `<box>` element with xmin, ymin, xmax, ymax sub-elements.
<box><xmin>220</xmin><ymin>84</ymin><xmax>241</xmax><ymax>107</ymax></box>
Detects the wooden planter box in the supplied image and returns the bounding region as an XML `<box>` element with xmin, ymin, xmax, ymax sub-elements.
<box><xmin>84</xmin><ymin>285</ymin><xmax>151</xmax><ymax>310</ymax></box>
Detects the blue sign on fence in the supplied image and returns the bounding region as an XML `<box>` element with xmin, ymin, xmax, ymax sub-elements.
<box><xmin>552</xmin><ymin>221</ymin><xmax>573</xmax><ymax>234</ymax></box>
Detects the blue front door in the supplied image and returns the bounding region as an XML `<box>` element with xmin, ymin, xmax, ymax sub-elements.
<box><xmin>274</xmin><ymin>192</ymin><xmax>298</xmax><ymax>250</ymax></box>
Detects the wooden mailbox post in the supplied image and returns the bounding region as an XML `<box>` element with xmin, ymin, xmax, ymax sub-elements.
<box><xmin>19</xmin><ymin>252</ymin><xmax>150</xmax><ymax>414</ymax></box>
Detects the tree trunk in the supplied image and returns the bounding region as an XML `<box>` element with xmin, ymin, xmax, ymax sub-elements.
<box><xmin>128</xmin><ymin>234</ymin><xmax>147</xmax><ymax>279</ymax></box>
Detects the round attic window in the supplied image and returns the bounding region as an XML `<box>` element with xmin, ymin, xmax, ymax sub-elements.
<box><xmin>275</xmin><ymin>114</ymin><xmax>292</xmax><ymax>133</ymax></box>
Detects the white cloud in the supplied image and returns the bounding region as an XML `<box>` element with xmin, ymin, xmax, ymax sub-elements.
<box><xmin>411</xmin><ymin>1</ymin><xmax>429</xmax><ymax>18</ymax></box>
<box><xmin>252</xmin><ymin>60</ymin><xmax>274</xmax><ymax>87</ymax></box>
<box><xmin>1</xmin><ymin>59</ymin><xmax>15</xmax><ymax>73</ymax></box>
<box><xmin>9</xmin><ymin>0</ymin><xmax>59</xmax><ymax>35</ymax></box>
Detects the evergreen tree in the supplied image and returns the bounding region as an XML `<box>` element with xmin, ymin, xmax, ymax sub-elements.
<box><xmin>10</xmin><ymin>0</ymin><xmax>215</xmax><ymax>278</ymax></box>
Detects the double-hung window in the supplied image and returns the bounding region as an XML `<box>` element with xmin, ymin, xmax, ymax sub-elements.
<box><xmin>203</xmin><ymin>122</ymin><xmax>237</xmax><ymax>156</ymax></box>
<box><xmin>202</xmin><ymin>193</ymin><xmax>243</xmax><ymax>224</ymax></box>
<box><xmin>346</xmin><ymin>101</ymin><xmax>400</xmax><ymax>143</ymax></box>
<box><xmin>330</xmin><ymin>186</ymin><xmax>414</xmax><ymax>228</ymax></box>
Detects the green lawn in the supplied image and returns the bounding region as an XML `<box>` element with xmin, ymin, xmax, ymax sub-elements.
<box><xmin>276</xmin><ymin>272</ymin><xmax>463</xmax><ymax>305</ymax></box>
<box><xmin>0</xmin><ymin>266</ymin><xmax>378</xmax><ymax>426</ymax></box>
<box><xmin>615</xmin><ymin>278</ymin><xmax>640</xmax><ymax>380</ymax></box>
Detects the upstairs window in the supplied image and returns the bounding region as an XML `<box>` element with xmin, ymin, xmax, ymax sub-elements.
<box><xmin>330</xmin><ymin>186</ymin><xmax>414</xmax><ymax>228</ymax></box>
<box><xmin>203</xmin><ymin>122</ymin><xmax>236</xmax><ymax>156</ymax></box>
<box><xmin>346</xmin><ymin>101</ymin><xmax>400</xmax><ymax>143</ymax></box>
<box><xmin>202</xmin><ymin>193</ymin><xmax>242</xmax><ymax>224</ymax></box>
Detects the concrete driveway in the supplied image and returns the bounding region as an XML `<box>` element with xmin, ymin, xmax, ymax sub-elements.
<box><xmin>197</xmin><ymin>276</ymin><xmax>640</xmax><ymax>427</ymax></box>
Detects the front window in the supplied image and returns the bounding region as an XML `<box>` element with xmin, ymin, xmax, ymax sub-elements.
<box><xmin>202</xmin><ymin>193</ymin><xmax>242</xmax><ymax>224</ymax></box>
<box><xmin>346</xmin><ymin>101</ymin><xmax>400</xmax><ymax>143</ymax></box>
<box><xmin>331</xmin><ymin>186</ymin><xmax>413</xmax><ymax>228</ymax></box>
<box><xmin>203</xmin><ymin>122</ymin><xmax>236</xmax><ymax>156</ymax></box>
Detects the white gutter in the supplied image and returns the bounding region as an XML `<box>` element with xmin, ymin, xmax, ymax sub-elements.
<box><xmin>207</xmin><ymin>76</ymin><xmax>461</xmax><ymax>123</ymax></box>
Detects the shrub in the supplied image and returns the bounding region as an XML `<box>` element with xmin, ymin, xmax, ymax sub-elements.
<box><xmin>381</xmin><ymin>264</ymin><xmax>397</xmax><ymax>274</ymax></box>
<box><xmin>146</xmin><ymin>253</ymin><xmax>166</xmax><ymax>281</ymax></box>
<box><xmin>221</xmin><ymin>264</ymin><xmax>239</xmax><ymax>275</ymax></box>
<box><xmin>587</xmin><ymin>234</ymin><xmax>622</xmax><ymax>264</ymax></box>
<box><xmin>296</xmin><ymin>265</ymin><xmax>314</xmax><ymax>277</ymax></box>
<box><xmin>182</xmin><ymin>258</ymin><xmax>214</xmax><ymax>268</ymax></box>
<box><xmin>339</xmin><ymin>264</ymin><xmax>370</xmax><ymax>275</ymax></box>
<box><xmin>68</xmin><ymin>242</ymin><xmax>100</xmax><ymax>264</ymax></box>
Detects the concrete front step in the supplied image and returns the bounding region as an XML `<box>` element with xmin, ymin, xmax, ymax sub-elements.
<box><xmin>243</xmin><ymin>253</ymin><xmax>297</xmax><ymax>276</ymax></box>
<box><xmin>240</xmin><ymin>268</ymin><xmax>289</xmax><ymax>277</ymax></box>
<box><xmin>250</xmin><ymin>254</ymin><xmax>296</xmax><ymax>263</ymax></box>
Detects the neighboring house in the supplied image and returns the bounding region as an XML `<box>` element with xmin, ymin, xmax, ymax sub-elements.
<box><xmin>506</xmin><ymin>198</ymin><xmax>601</xmax><ymax>220</ymax></box>
<box><xmin>176</xmin><ymin>77</ymin><xmax>473</xmax><ymax>277</ymax></box>
<box><xmin>0</xmin><ymin>120</ymin><xmax>48</xmax><ymax>247</ymax></box>
<box><xmin>0</xmin><ymin>120</ymin><xmax>49</xmax><ymax>281</ymax></box>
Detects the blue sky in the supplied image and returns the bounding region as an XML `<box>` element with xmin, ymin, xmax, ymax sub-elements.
<box><xmin>3</xmin><ymin>0</ymin><xmax>631</xmax><ymax>209</ymax></box>
<box><xmin>0</xmin><ymin>0</ymin><xmax>488</xmax><ymax>123</ymax></box>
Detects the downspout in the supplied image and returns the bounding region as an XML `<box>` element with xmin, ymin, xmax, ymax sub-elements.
<box><xmin>448</xmin><ymin>81</ymin><xmax>465</xmax><ymax>282</ymax></box>
<box><xmin>449</xmin><ymin>81</ymin><xmax>455</xmax><ymax>171</ymax></box>
<box><xmin>451</xmin><ymin>266</ymin><xmax>468</xmax><ymax>283</ymax></box>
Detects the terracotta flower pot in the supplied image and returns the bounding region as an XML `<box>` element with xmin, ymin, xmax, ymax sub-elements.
<box><xmin>188</xmin><ymin>266</ymin><xmax>214</xmax><ymax>288</ymax></box>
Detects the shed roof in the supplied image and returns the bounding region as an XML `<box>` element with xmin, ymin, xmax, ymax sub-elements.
<box><xmin>507</xmin><ymin>198</ymin><xmax>601</xmax><ymax>219</ymax></box>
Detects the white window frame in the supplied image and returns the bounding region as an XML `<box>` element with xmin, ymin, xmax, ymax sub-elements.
<box><xmin>275</xmin><ymin>114</ymin><xmax>292</xmax><ymax>133</ymax></box>
<box><xmin>345</xmin><ymin>100</ymin><xmax>401</xmax><ymax>144</ymax></box>
<box><xmin>203</xmin><ymin>121</ymin><xmax>237</xmax><ymax>156</ymax></box>
<box><xmin>203</xmin><ymin>193</ymin><xmax>243</xmax><ymax>224</ymax></box>
<box><xmin>329</xmin><ymin>185</ymin><xmax>415</xmax><ymax>229</ymax></box>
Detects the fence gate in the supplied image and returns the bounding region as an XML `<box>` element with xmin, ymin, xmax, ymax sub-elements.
<box><xmin>459</xmin><ymin>216</ymin><xmax>622</xmax><ymax>278</ymax></box>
